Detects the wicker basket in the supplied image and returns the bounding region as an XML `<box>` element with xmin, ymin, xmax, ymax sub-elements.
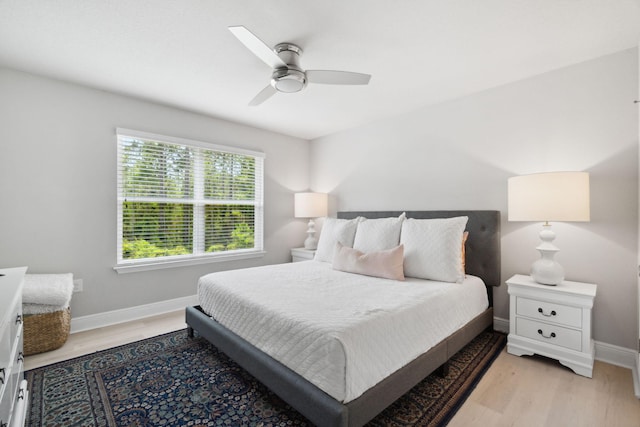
<box><xmin>23</xmin><ymin>308</ymin><xmax>71</xmax><ymax>356</ymax></box>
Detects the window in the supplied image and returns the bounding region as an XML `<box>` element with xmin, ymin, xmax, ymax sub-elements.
<box><xmin>115</xmin><ymin>129</ymin><xmax>264</xmax><ymax>272</ymax></box>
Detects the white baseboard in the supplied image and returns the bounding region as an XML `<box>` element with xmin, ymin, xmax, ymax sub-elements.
<box><xmin>594</xmin><ymin>340</ymin><xmax>638</xmax><ymax>370</ymax></box>
<box><xmin>597</xmin><ymin>341</ymin><xmax>640</xmax><ymax>400</ymax></box>
<box><xmin>493</xmin><ymin>316</ymin><xmax>509</xmax><ymax>334</ymax></box>
<box><xmin>70</xmin><ymin>294</ymin><xmax>198</xmax><ymax>334</ymax></box>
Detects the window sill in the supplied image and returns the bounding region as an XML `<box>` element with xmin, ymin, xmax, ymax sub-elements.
<box><xmin>114</xmin><ymin>251</ymin><xmax>266</xmax><ymax>274</ymax></box>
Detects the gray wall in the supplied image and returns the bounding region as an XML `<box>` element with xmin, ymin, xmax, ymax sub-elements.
<box><xmin>310</xmin><ymin>48</ymin><xmax>639</xmax><ymax>350</ymax></box>
<box><xmin>0</xmin><ymin>68</ymin><xmax>310</xmax><ymax>317</ymax></box>
<box><xmin>1</xmin><ymin>49</ymin><xmax>638</xmax><ymax>351</ymax></box>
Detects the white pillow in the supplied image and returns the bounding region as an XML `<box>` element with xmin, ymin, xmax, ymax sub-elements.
<box><xmin>400</xmin><ymin>216</ymin><xmax>468</xmax><ymax>283</ymax></box>
<box><xmin>314</xmin><ymin>217</ymin><xmax>361</xmax><ymax>262</ymax></box>
<box><xmin>353</xmin><ymin>213</ymin><xmax>406</xmax><ymax>253</ymax></box>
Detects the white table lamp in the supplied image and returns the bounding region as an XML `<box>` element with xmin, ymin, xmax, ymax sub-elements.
<box><xmin>508</xmin><ymin>172</ymin><xmax>590</xmax><ymax>285</ymax></box>
<box><xmin>294</xmin><ymin>192</ymin><xmax>328</xmax><ymax>250</ymax></box>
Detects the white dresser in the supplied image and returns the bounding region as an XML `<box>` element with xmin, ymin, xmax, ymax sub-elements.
<box><xmin>0</xmin><ymin>267</ymin><xmax>28</xmax><ymax>427</ymax></box>
<box><xmin>507</xmin><ymin>274</ymin><xmax>597</xmax><ymax>378</ymax></box>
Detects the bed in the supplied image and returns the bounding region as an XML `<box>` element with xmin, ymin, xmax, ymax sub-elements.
<box><xmin>185</xmin><ymin>210</ymin><xmax>500</xmax><ymax>426</ymax></box>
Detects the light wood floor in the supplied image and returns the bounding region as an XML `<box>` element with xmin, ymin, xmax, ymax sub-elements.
<box><xmin>24</xmin><ymin>310</ymin><xmax>187</xmax><ymax>370</ymax></box>
<box><xmin>25</xmin><ymin>311</ymin><xmax>640</xmax><ymax>426</ymax></box>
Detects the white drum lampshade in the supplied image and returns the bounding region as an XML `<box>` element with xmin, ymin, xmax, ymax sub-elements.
<box><xmin>508</xmin><ymin>172</ymin><xmax>590</xmax><ymax>285</ymax></box>
<box><xmin>294</xmin><ymin>192</ymin><xmax>328</xmax><ymax>250</ymax></box>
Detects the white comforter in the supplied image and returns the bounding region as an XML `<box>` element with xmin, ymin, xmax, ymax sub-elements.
<box><xmin>198</xmin><ymin>261</ymin><xmax>488</xmax><ymax>403</ymax></box>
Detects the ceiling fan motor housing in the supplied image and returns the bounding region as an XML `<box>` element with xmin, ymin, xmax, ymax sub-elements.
<box><xmin>271</xmin><ymin>43</ymin><xmax>307</xmax><ymax>93</ymax></box>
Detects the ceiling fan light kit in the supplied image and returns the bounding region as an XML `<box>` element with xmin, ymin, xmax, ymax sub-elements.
<box><xmin>271</xmin><ymin>68</ymin><xmax>306</xmax><ymax>93</ymax></box>
<box><xmin>229</xmin><ymin>26</ymin><xmax>371</xmax><ymax>105</ymax></box>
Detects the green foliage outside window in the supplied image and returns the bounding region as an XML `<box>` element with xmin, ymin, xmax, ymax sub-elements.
<box><xmin>118</xmin><ymin>134</ymin><xmax>261</xmax><ymax>262</ymax></box>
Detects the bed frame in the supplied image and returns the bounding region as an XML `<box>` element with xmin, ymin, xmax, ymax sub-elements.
<box><xmin>185</xmin><ymin>210</ymin><xmax>500</xmax><ymax>427</ymax></box>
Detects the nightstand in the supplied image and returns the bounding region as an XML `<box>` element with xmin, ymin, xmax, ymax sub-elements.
<box><xmin>291</xmin><ymin>247</ymin><xmax>316</xmax><ymax>262</ymax></box>
<box><xmin>506</xmin><ymin>274</ymin><xmax>597</xmax><ymax>378</ymax></box>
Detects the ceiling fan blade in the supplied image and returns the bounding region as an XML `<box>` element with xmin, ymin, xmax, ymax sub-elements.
<box><xmin>229</xmin><ymin>26</ymin><xmax>286</xmax><ymax>69</ymax></box>
<box><xmin>249</xmin><ymin>85</ymin><xmax>277</xmax><ymax>106</ymax></box>
<box><xmin>306</xmin><ymin>70</ymin><xmax>371</xmax><ymax>85</ymax></box>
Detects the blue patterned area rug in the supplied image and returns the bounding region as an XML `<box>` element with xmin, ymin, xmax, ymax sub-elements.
<box><xmin>26</xmin><ymin>329</ymin><xmax>505</xmax><ymax>426</ymax></box>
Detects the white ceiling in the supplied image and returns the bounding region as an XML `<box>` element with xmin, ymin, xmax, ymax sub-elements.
<box><xmin>1</xmin><ymin>1</ymin><xmax>639</xmax><ymax>140</ymax></box>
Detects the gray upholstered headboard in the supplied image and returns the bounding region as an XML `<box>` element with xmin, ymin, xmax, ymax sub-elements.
<box><xmin>337</xmin><ymin>210</ymin><xmax>501</xmax><ymax>293</ymax></box>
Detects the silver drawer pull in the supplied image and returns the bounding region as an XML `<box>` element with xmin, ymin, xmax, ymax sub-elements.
<box><xmin>18</xmin><ymin>388</ymin><xmax>25</xmax><ymax>400</ymax></box>
<box><xmin>0</xmin><ymin>368</ymin><xmax>4</xmax><ymax>384</ymax></box>
<box><xmin>15</xmin><ymin>314</ymin><xmax>22</xmax><ymax>324</ymax></box>
<box><xmin>17</xmin><ymin>351</ymin><xmax>24</xmax><ymax>363</ymax></box>
<box><xmin>537</xmin><ymin>307</ymin><xmax>556</xmax><ymax>317</ymax></box>
<box><xmin>537</xmin><ymin>329</ymin><xmax>556</xmax><ymax>339</ymax></box>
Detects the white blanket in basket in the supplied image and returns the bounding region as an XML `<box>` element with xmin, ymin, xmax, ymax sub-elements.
<box><xmin>23</xmin><ymin>273</ymin><xmax>73</xmax><ymax>315</ymax></box>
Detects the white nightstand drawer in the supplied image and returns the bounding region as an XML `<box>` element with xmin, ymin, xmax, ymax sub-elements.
<box><xmin>516</xmin><ymin>317</ymin><xmax>582</xmax><ymax>352</ymax></box>
<box><xmin>516</xmin><ymin>297</ymin><xmax>582</xmax><ymax>328</ymax></box>
<box><xmin>291</xmin><ymin>248</ymin><xmax>316</xmax><ymax>262</ymax></box>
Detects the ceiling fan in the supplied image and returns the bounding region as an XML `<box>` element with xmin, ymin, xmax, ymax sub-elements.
<box><xmin>229</xmin><ymin>26</ymin><xmax>372</xmax><ymax>106</ymax></box>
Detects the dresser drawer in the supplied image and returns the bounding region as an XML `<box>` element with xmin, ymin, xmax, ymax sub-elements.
<box><xmin>1</xmin><ymin>328</ymin><xmax>23</xmax><ymax>426</ymax></box>
<box><xmin>516</xmin><ymin>297</ymin><xmax>582</xmax><ymax>328</ymax></box>
<box><xmin>10</xmin><ymin>380</ymin><xmax>28</xmax><ymax>427</ymax></box>
<box><xmin>0</xmin><ymin>296</ymin><xmax>21</xmax><ymax>376</ymax></box>
<box><xmin>0</xmin><ymin>377</ymin><xmax>12</xmax><ymax>427</ymax></box>
<box><xmin>0</xmin><ymin>319</ymin><xmax>10</xmax><ymax>378</ymax></box>
<box><xmin>9</xmin><ymin>331</ymin><xmax>24</xmax><ymax>400</ymax></box>
<box><xmin>9</xmin><ymin>302</ymin><xmax>22</xmax><ymax>351</ymax></box>
<box><xmin>515</xmin><ymin>317</ymin><xmax>583</xmax><ymax>352</ymax></box>
<box><xmin>0</xmin><ymin>267</ymin><xmax>27</xmax><ymax>427</ymax></box>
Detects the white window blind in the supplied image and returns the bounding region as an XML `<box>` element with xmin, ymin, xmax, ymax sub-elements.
<box><xmin>116</xmin><ymin>129</ymin><xmax>264</xmax><ymax>270</ymax></box>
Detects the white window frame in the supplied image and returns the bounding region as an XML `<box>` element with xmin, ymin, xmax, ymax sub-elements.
<box><xmin>114</xmin><ymin>128</ymin><xmax>265</xmax><ymax>273</ymax></box>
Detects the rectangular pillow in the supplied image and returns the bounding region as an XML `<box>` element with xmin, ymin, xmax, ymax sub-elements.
<box><xmin>333</xmin><ymin>242</ymin><xmax>405</xmax><ymax>281</ymax></box>
<box><xmin>353</xmin><ymin>213</ymin><xmax>406</xmax><ymax>253</ymax></box>
<box><xmin>400</xmin><ymin>216</ymin><xmax>468</xmax><ymax>283</ymax></box>
<box><xmin>314</xmin><ymin>217</ymin><xmax>361</xmax><ymax>262</ymax></box>
<box><xmin>462</xmin><ymin>231</ymin><xmax>469</xmax><ymax>274</ymax></box>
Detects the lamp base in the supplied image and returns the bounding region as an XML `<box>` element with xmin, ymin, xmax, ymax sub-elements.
<box><xmin>531</xmin><ymin>223</ymin><xmax>564</xmax><ymax>286</ymax></box>
<box><xmin>304</xmin><ymin>235</ymin><xmax>318</xmax><ymax>250</ymax></box>
<box><xmin>531</xmin><ymin>258</ymin><xmax>564</xmax><ymax>285</ymax></box>
<box><xmin>303</xmin><ymin>218</ymin><xmax>318</xmax><ymax>250</ymax></box>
